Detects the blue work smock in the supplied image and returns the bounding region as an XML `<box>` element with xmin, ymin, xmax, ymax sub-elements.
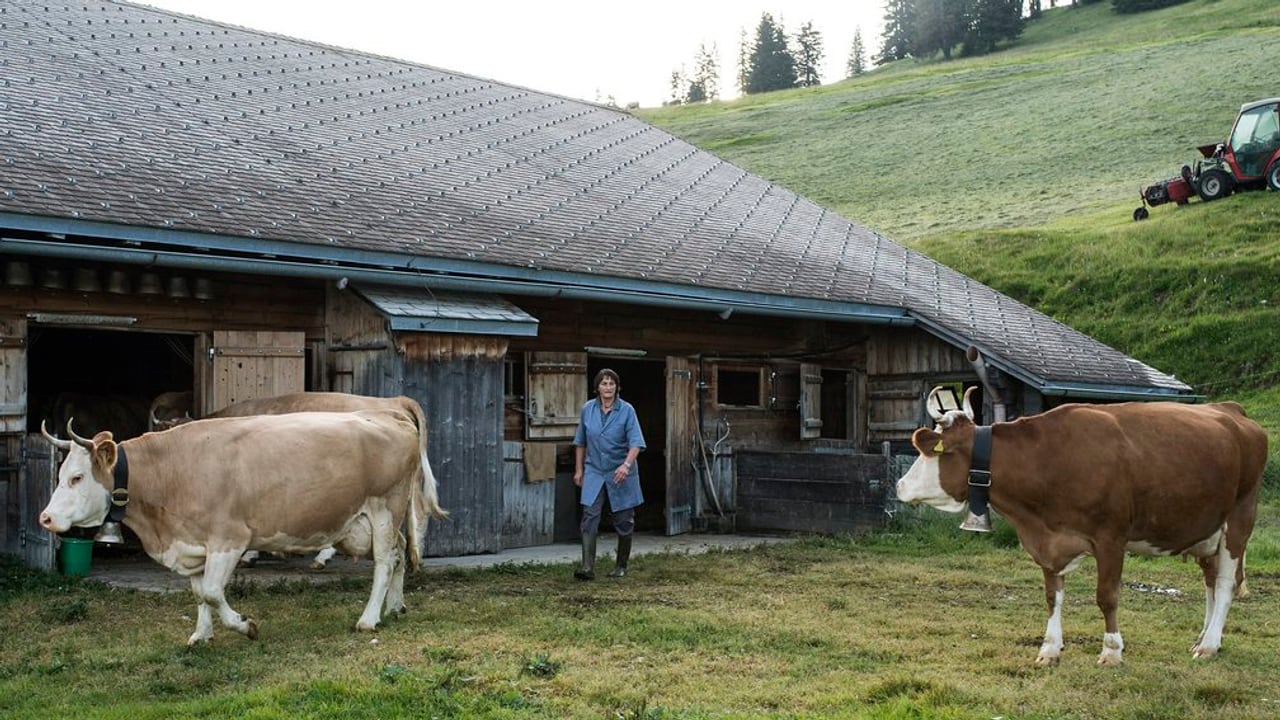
<box><xmin>573</xmin><ymin>396</ymin><xmax>646</xmax><ymax>511</ymax></box>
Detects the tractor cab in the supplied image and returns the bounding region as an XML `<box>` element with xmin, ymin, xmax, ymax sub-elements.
<box><xmin>1194</xmin><ymin>98</ymin><xmax>1280</xmax><ymax>201</ymax></box>
<box><xmin>1225</xmin><ymin>98</ymin><xmax>1280</xmax><ymax>183</ymax></box>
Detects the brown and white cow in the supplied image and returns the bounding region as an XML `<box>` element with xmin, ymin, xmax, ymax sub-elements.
<box><xmin>39</xmin><ymin>409</ymin><xmax>430</xmax><ymax>645</ymax></box>
<box><xmin>204</xmin><ymin>393</ymin><xmax>448</xmax><ymax>569</ymax></box>
<box><xmin>148</xmin><ymin>390</ymin><xmax>194</xmax><ymax>431</ymax></box>
<box><xmin>896</xmin><ymin>386</ymin><xmax>1266</xmax><ymax>666</ymax></box>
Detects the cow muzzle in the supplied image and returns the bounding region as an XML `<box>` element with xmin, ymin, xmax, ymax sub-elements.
<box><xmin>38</xmin><ymin>510</ymin><xmax>67</xmax><ymax>534</ymax></box>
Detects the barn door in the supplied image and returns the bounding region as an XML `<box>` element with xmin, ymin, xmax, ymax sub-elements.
<box><xmin>198</xmin><ymin>330</ymin><xmax>305</xmax><ymax>415</ymax></box>
<box><xmin>525</xmin><ymin>351</ymin><xmax>586</xmax><ymax>440</ymax></box>
<box><xmin>665</xmin><ymin>356</ymin><xmax>694</xmax><ymax>535</ymax></box>
<box><xmin>18</xmin><ymin>434</ymin><xmax>57</xmax><ymax>571</ymax></box>
<box><xmin>799</xmin><ymin>362</ymin><xmax>823</xmax><ymax>440</ymax></box>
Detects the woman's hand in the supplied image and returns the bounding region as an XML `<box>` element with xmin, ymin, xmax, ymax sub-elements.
<box><xmin>613</xmin><ymin>461</ymin><xmax>631</xmax><ymax>484</ymax></box>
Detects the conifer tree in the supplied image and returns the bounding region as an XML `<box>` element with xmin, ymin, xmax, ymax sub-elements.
<box><xmin>691</xmin><ymin>42</ymin><xmax>720</xmax><ymax>102</ymax></box>
<box><xmin>876</xmin><ymin>0</ymin><xmax>915</xmax><ymax>64</ymax></box>
<box><xmin>793</xmin><ymin>22</ymin><xmax>824</xmax><ymax>88</ymax></box>
<box><xmin>736</xmin><ymin>27</ymin><xmax>750</xmax><ymax>95</ymax></box>
<box><xmin>846</xmin><ymin>26</ymin><xmax>867</xmax><ymax>77</ymax></box>
<box><xmin>745</xmin><ymin>13</ymin><xmax>797</xmax><ymax>94</ymax></box>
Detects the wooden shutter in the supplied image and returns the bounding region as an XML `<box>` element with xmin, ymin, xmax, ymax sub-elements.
<box><xmin>799</xmin><ymin>362</ymin><xmax>823</xmax><ymax>439</ymax></box>
<box><xmin>199</xmin><ymin>330</ymin><xmax>305</xmax><ymax>415</ymax></box>
<box><xmin>524</xmin><ymin>351</ymin><xmax>586</xmax><ymax>440</ymax></box>
<box><xmin>0</xmin><ymin>317</ymin><xmax>26</xmax><ymax>433</ymax></box>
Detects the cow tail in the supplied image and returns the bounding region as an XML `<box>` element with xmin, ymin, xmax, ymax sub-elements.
<box><xmin>402</xmin><ymin>398</ymin><xmax>448</xmax><ymax>521</ymax></box>
<box><xmin>407</xmin><ymin>478</ymin><xmax>423</xmax><ymax>573</ymax></box>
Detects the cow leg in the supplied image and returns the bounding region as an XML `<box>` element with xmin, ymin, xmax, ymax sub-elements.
<box><xmin>188</xmin><ymin>575</ymin><xmax>217</xmax><ymax>645</ymax></box>
<box><xmin>309</xmin><ymin>546</ymin><xmax>338</xmax><ymax>570</ymax></box>
<box><xmin>356</xmin><ymin>509</ymin><xmax>397</xmax><ymax>631</ymax></box>
<box><xmin>384</xmin><ymin>531</ymin><xmax>409</xmax><ymax>615</ymax></box>
<box><xmin>1192</xmin><ymin>547</ymin><xmax>1239</xmax><ymax>658</ymax></box>
<box><xmin>1036</xmin><ymin>569</ymin><xmax>1065</xmax><ymax>666</ymax></box>
<box><xmin>1093</xmin><ymin>545</ymin><xmax>1125</xmax><ymax>665</ymax></box>
<box><xmin>187</xmin><ymin>550</ymin><xmax>258</xmax><ymax>645</ymax></box>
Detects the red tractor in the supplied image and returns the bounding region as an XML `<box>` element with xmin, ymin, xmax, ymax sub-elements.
<box><xmin>1134</xmin><ymin>97</ymin><xmax>1280</xmax><ymax>220</ymax></box>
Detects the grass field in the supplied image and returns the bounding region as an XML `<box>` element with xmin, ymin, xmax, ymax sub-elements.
<box><xmin>4</xmin><ymin>506</ymin><xmax>1280</xmax><ymax>719</ymax></box>
<box><xmin>6</xmin><ymin>3</ymin><xmax>1280</xmax><ymax>719</ymax></box>
<box><xmin>639</xmin><ymin>1</ymin><xmax>1280</xmax><ymax>244</ymax></box>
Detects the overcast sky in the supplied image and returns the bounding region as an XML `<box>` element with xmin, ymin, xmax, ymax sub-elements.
<box><xmin>138</xmin><ymin>1</ymin><xmax>886</xmax><ymax>108</ymax></box>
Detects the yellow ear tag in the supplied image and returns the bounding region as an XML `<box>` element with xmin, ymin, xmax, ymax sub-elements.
<box><xmin>933</xmin><ymin>440</ymin><xmax>945</xmax><ymax>454</ymax></box>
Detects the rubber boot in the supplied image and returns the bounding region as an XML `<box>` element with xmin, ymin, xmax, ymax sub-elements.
<box><xmin>608</xmin><ymin>535</ymin><xmax>632</xmax><ymax>578</ymax></box>
<box><xmin>574</xmin><ymin>533</ymin><xmax>597</xmax><ymax>580</ymax></box>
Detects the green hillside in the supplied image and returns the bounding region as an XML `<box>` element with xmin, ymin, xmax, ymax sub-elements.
<box><xmin>638</xmin><ymin>0</ymin><xmax>1280</xmax><ymax>403</ymax></box>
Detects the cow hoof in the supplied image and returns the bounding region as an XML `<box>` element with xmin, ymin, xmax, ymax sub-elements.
<box><xmin>1192</xmin><ymin>645</ymin><xmax>1218</xmax><ymax>659</ymax></box>
<box><xmin>356</xmin><ymin>621</ymin><xmax>379</xmax><ymax>632</ymax></box>
<box><xmin>1034</xmin><ymin>653</ymin><xmax>1060</xmax><ymax>667</ymax></box>
<box><xmin>309</xmin><ymin>561</ymin><xmax>327</xmax><ymax>571</ymax></box>
<box><xmin>1096</xmin><ymin>652</ymin><xmax>1123</xmax><ymax>666</ymax></box>
<box><xmin>245</xmin><ymin>618</ymin><xmax>259</xmax><ymax>640</ymax></box>
<box><xmin>186</xmin><ymin>634</ymin><xmax>211</xmax><ymax>647</ymax></box>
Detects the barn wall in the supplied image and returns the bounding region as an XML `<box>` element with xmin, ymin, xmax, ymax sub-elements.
<box><xmin>501</xmin><ymin>440</ymin><xmax>556</xmax><ymax>548</ymax></box>
<box><xmin>735</xmin><ymin>449</ymin><xmax>897</xmax><ymax>535</ymax></box>
<box><xmin>866</xmin><ymin>327</ymin><xmax>973</xmax><ymax>446</ymax></box>
<box><xmin>400</xmin><ymin>340</ymin><xmax>505</xmax><ymax>556</ymax></box>
<box><xmin>0</xmin><ymin>260</ymin><xmax>325</xmax><ymax>337</ymax></box>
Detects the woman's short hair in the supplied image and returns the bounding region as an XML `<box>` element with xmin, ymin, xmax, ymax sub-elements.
<box><xmin>593</xmin><ymin>368</ymin><xmax>621</xmax><ymax>392</ymax></box>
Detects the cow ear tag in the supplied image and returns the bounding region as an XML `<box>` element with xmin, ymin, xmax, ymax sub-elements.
<box><xmin>933</xmin><ymin>440</ymin><xmax>945</xmax><ymax>454</ymax></box>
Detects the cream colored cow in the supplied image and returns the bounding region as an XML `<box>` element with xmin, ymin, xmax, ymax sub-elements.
<box><xmin>40</xmin><ymin>409</ymin><xmax>437</xmax><ymax>645</ymax></box>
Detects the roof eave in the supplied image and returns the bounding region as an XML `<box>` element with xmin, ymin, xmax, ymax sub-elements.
<box><xmin>910</xmin><ymin>313</ymin><xmax>1196</xmax><ymax>402</ymax></box>
<box><xmin>0</xmin><ymin>216</ymin><xmax>914</xmax><ymax>327</ymax></box>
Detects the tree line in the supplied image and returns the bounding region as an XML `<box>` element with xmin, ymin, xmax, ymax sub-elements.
<box><xmin>669</xmin><ymin>13</ymin><xmax>853</xmax><ymax>105</ymax></box>
<box><xmin>664</xmin><ymin>0</ymin><xmax>1190</xmax><ymax>106</ymax></box>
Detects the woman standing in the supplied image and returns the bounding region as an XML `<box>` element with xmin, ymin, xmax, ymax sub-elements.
<box><xmin>573</xmin><ymin>368</ymin><xmax>646</xmax><ymax>580</ymax></box>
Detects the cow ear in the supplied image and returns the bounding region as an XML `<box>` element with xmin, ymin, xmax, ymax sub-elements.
<box><xmin>91</xmin><ymin>435</ymin><xmax>118</xmax><ymax>470</ymax></box>
<box><xmin>912</xmin><ymin>427</ymin><xmax>944</xmax><ymax>457</ymax></box>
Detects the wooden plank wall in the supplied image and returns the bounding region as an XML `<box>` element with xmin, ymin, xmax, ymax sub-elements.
<box><xmin>866</xmin><ymin>328</ymin><xmax>972</xmax><ymax>445</ymax></box>
<box><xmin>0</xmin><ymin>263</ymin><xmax>325</xmax><ymax>337</ymax></box>
<box><xmin>500</xmin><ymin>441</ymin><xmax>556</xmax><ymax>548</ymax></box>
<box><xmin>735</xmin><ymin>450</ymin><xmax>896</xmax><ymax>535</ymax></box>
<box><xmin>15</xmin><ymin>434</ymin><xmax>56</xmax><ymax>570</ymax></box>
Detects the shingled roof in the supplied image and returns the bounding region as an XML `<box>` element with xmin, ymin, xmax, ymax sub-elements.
<box><xmin>0</xmin><ymin>0</ymin><xmax>1191</xmax><ymax>399</ymax></box>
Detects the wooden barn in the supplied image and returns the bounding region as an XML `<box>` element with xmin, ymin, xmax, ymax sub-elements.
<box><xmin>0</xmin><ymin>1</ymin><xmax>1194</xmax><ymax>571</ymax></box>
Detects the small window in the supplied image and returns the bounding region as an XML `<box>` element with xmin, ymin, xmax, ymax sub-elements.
<box><xmin>717</xmin><ymin>366</ymin><xmax>763</xmax><ymax>407</ymax></box>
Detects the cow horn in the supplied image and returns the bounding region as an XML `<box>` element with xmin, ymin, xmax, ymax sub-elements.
<box><xmin>961</xmin><ymin>386</ymin><xmax>978</xmax><ymax>420</ymax></box>
<box><xmin>66</xmin><ymin>418</ymin><xmax>95</xmax><ymax>449</ymax></box>
<box><xmin>40</xmin><ymin>420</ymin><xmax>72</xmax><ymax>451</ymax></box>
<box><xmin>926</xmin><ymin>386</ymin><xmax>947</xmax><ymax>422</ymax></box>
<box><xmin>150</xmin><ymin>409</ymin><xmax>160</xmax><ymax>428</ymax></box>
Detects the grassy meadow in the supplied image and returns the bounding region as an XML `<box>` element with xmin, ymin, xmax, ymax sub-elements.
<box><xmin>4</xmin><ymin>506</ymin><xmax>1280</xmax><ymax>720</ymax></box>
<box><xmin>6</xmin><ymin>2</ymin><xmax>1280</xmax><ymax>719</ymax></box>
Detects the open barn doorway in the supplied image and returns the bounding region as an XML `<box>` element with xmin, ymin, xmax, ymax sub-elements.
<box><xmin>26</xmin><ymin>327</ymin><xmax>195</xmax><ymax>439</ymax></box>
<box><xmin>23</xmin><ymin>326</ymin><xmax>195</xmax><ymax>561</ymax></box>
<box><xmin>585</xmin><ymin>356</ymin><xmax>667</xmax><ymax>533</ymax></box>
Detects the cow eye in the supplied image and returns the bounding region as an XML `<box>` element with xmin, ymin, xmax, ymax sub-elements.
<box><xmin>69</xmin><ymin>474</ymin><xmax>83</xmax><ymax>487</ymax></box>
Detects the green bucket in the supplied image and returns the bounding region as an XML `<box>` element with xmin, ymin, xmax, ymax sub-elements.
<box><xmin>59</xmin><ymin>537</ymin><xmax>94</xmax><ymax>577</ymax></box>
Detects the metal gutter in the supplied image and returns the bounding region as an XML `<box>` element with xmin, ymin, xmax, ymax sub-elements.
<box><xmin>1035</xmin><ymin>382</ymin><xmax>1203</xmax><ymax>403</ymax></box>
<box><xmin>384</xmin><ymin>316</ymin><xmax>539</xmax><ymax>337</ymax></box>
<box><xmin>0</xmin><ymin>234</ymin><xmax>915</xmax><ymax>326</ymax></box>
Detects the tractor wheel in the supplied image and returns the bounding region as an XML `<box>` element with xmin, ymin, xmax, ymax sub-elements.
<box><xmin>1133</xmin><ymin>207</ymin><xmax>1149</xmax><ymax>221</ymax></box>
<box><xmin>1267</xmin><ymin>163</ymin><xmax>1280</xmax><ymax>192</ymax></box>
<box><xmin>1196</xmin><ymin>169</ymin><xmax>1233</xmax><ymax>202</ymax></box>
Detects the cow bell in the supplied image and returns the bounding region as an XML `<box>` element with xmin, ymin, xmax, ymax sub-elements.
<box><xmin>94</xmin><ymin>521</ymin><xmax>124</xmax><ymax>545</ymax></box>
<box><xmin>959</xmin><ymin>511</ymin><xmax>992</xmax><ymax>533</ymax></box>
